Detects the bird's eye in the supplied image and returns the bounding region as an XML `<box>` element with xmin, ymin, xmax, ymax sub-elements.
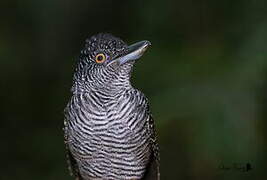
<box><xmin>95</xmin><ymin>53</ymin><xmax>106</xmax><ymax>63</ymax></box>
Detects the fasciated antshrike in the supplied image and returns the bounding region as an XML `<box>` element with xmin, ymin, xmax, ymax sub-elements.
<box><xmin>64</xmin><ymin>33</ymin><xmax>159</xmax><ymax>180</ymax></box>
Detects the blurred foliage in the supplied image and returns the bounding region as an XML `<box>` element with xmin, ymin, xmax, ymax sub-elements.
<box><xmin>1</xmin><ymin>0</ymin><xmax>267</xmax><ymax>179</ymax></box>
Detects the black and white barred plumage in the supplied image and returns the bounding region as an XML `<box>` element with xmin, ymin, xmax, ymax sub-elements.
<box><xmin>64</xmin><ymin>33</ymin><xmax>159</xmax><ymax>180</ymax></box>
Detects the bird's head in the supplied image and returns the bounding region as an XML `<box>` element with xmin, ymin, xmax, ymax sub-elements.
<box><xmin>72</xmin><ymin>33</ymin><xmax>151</xmax><ymax>93</ymax></box>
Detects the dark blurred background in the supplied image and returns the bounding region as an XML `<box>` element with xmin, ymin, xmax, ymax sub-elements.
<box><xmin>1</xmin><ymin>0</ymin><xmax>267</xmax><ymax>179</ymax></box>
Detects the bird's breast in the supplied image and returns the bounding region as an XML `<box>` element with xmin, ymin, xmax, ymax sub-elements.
<box><xmin>65</xmin><ymin>91</ymin><xmax>150</xmax><ymax>179</ymax></box>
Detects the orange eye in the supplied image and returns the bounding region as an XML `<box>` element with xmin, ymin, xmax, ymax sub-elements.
<box><xmin>95</xmin><ymin>53</ymin><xmax>106</xmax><ymax>63</ymax></box>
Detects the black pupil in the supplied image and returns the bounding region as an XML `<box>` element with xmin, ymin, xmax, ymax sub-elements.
<box><xmin>97</xmin><ymin>55</ymin><xmax>103</xmax><ymax>61</ymax></box>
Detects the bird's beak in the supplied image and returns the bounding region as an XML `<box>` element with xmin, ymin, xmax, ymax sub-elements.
<box><xmin>115</xmin><ymin>40</ymin><xmax>151</xmax><ymax>65</ymax></box>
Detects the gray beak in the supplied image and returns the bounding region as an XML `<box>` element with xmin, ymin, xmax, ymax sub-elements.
<box><xmin>115</xmin><ymin>40</ymin><xmax>151</xmax><ymax>65</ymax></box>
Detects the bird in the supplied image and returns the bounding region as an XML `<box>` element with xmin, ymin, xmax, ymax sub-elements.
<box><xmin>64</xmin><ymin>33</ymin><xmax>159</xmax><ymax>180</ymax></box>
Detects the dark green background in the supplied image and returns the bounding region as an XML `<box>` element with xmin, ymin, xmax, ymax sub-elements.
<box><xmin>1</xmin><ymin>0</ymin><xmax>267</xmax><ymax>179</ymax></box>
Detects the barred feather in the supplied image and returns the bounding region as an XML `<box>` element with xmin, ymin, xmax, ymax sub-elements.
<box><xmin>64</xmin><ymin>33</ymin><xmax>159</xmax><ymax>180</ymax></box>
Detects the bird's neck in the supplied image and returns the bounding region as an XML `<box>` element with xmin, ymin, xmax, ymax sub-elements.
<box><xmin>71</xmin><ymin>62</ymin><xmax>134</xmax><ymax>95</ymax></box>
<box><xmin>71</xmin><ymin>78</ymin><xmax>132</xmax><ymax>95</ymax></box>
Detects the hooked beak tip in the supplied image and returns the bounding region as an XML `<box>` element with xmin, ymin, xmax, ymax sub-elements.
<box><xmin>117</xmin><ymin>40</ymin><xmax>151</xmax><ymax>65</ymax></box>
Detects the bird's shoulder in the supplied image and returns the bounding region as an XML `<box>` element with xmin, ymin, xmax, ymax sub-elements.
<box><xmin>124</xmin><ymin>88</ymin><xmax>160</xmax><ymax>158</ymax></box>
<box><xmin>123</xmin><ymin>88</ymin><xmax>149</xmax><ymax>106</ymax></box>
<box><xmin>125</xmin><ymin>89</ymin><xmax>160</xmax><ymax>179</ymax></box>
